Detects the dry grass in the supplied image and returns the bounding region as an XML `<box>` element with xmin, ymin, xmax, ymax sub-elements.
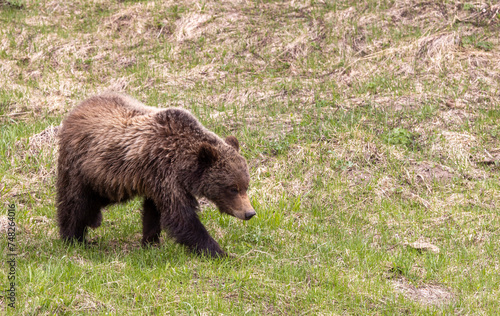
<box><xmin>393</xmin><ymin>278</ymin><xmax>454</xmax><ymax>306</ymax></box>
<box><xmin>2</xmin><ymin>1</ymin><xmax>498</xmax><ymax>116</ymax></box>
<box><xmin>27</xmin><ymin>125</ymin><xmax>59</xmax><ymax>156</ymax></box>
<box><xmin>1</xmin><ymin>0</ymin><xmax>499</xmax><ymax>314</ymax></box>
<box><xmin>0</xmin><ymin>215</ymin><xmax>9</xmax><ymax>234</ymax></box>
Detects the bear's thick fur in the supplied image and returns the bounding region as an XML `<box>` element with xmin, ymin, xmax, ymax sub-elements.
<box><xmin>56</xmin><ymin>93</ymin><xmax>255</xmax><ymax>257</ymax></box>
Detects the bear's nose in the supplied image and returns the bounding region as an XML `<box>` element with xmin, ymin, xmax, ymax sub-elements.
<box><xmin>244</xmin><ymin>210</ymin><xmax>256</xmax><ymax>220</ymax></box>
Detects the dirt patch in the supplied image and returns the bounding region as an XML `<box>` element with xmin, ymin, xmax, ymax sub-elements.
<box><xmin>344</xmin><ymin>169</ymin><xmax>373</xmax><ymax>186</ymax></box>
<box><xmin>414</xmin><ymin>161</ymin><xmax>455</xmax><ymax>183</ymax></box>
<box><xmin>392</xmin><ymin>278</ymin><xmax>454</xmax><ymax>306</ymax></box>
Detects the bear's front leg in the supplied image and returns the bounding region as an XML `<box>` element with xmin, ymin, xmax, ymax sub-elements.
<box><xmin>170</xmin><ymin>212</ymin><xmax>226</xmax><ymax>257</ymax></box>
<box><xmin>142</xmin><ymin>198</ymin><xmax>162</xmax><ymax>246</ymax></box>
<box><xmin>159</xmin><ymin>197</ymin><xmax>226</xmax><ymax>258</ymax></box>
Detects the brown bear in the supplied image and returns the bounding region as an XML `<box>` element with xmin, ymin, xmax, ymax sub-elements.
<box><xmin>56</xmin><ymin>93</ymin><xmax>255</xmax><ymax>257</ymax></box>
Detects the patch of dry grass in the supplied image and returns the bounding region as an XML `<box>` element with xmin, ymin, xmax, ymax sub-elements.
<box><xmin>393</xmin><ymin>277</ymin><xmax>454</xmax><ymax>306</ymax></box>
<box><xmin>1</xmin><ymin>0</ymin><xmax>500</xmax><ymax>314</ymax></box>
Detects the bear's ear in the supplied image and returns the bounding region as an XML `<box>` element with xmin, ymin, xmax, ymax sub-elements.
<box><xmin>198</xmin><ymin>143</ymin><xmax>219</xmax><ymax>167</ymax></box>
<box><xmin>225</xmin><ymin>135</ymin><xmax>239</xmax><ymax>151</ymax></box>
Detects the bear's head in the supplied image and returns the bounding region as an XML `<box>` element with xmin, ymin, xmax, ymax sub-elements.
<box><xmin>197</xmin><ymin>136</ymin><xmax>256</xmax><ymax>221</ymax></box>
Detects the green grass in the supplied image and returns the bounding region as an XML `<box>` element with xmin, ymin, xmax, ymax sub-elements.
<box><xmin>1</xmin><ymin>0</ymin><xmax>500</xmax><ymax>314</ymax></box>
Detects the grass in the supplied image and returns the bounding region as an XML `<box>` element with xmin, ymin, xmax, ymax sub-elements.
<box><xmin>1</xmin><ymin>0</ymin><xmax>500</xmax><ymax>314</ymax></box>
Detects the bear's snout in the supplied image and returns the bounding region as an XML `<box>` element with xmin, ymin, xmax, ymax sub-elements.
<box><xmin>230</xmin><ymin>193</ymin><xmax>255</xmax><ymax>221</ymax></box>
<box><xmin>244</xmin><ymin>210</ymin><xmax>256</xmax><ymax>220</ymax></box>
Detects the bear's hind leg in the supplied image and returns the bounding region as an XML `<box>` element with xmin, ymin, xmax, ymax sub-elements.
<box><xmin>57</xmin><ymin>183</ymin><xmax>105</xmax><ymax>243</ymax></box>
<box><xmin>88</xmin><ymin>211</ymin><xmax>103</xmax><ymax>229</ymax></box>
<box><xmin>142</xmin><ymin>198</ymin><xmax>162</xmax><ymax>246</ymax></box>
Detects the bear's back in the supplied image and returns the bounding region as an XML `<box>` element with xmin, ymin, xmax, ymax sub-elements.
<box><xmin>71</xmin><ymin>93</ymin><xmax>158</xmax><ymax>121</ymax></box>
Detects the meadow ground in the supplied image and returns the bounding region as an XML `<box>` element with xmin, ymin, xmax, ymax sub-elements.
<box><xmin>1</xmin><ymin>0</ymin><xmax>499</xmax><ymax>314</ymax></box>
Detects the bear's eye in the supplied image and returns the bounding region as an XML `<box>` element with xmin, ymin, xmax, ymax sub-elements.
<box><xmin>229</xmin><ymin>187</ymin><xmax>239</xmax><ymax>194</ymax></box>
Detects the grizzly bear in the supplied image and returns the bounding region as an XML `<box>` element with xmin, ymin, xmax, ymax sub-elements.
<box><xmin>56</xmin><ymin>93</ymin><xmax>255</xmax><ymax>257</ymax></box>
